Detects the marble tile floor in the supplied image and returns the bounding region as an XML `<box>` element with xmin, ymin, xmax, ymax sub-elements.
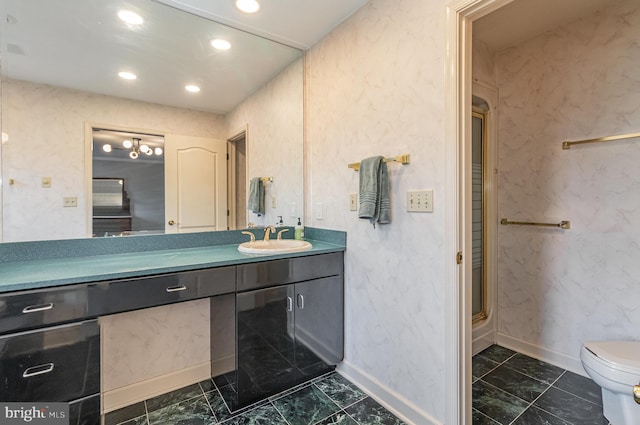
<box><xmin>104</xmin><ymin>371</ymin><xmax>406</xmax><ymax>425</ymax></box>
<box><xmin>473</xmin><ymin>345</ymin><xmax>611</xmax><ymax>425</ymax></box>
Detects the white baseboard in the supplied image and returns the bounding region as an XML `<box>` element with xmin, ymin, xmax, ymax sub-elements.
<box><xmin>496</xmin><ymin>333</ymin><xmax>587</xmax><ymax>377</ymax></box>
<box><xmin>102</xmin><ymin>361</ymin><xmax>211</xmax><ymax>414</ymax></box>
<box><xmin>472</xmin><ymin>327</ymin><xmax>495</xmax><ymax>356</ymax></box>
<box><xmin>337</xmin><ymin>361</ymin><xmax>442</xmax><ymax>425</ymax></box>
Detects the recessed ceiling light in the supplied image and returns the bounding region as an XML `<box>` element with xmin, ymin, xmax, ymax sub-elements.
<box><xmin>185</xmin><ymin>85</ymin><xmax>201</xmax><ymax>93</ymax></box>
<box><xmin>211</xmin><ymin>39</ymin><xmax>231</xmax><ymax>50</ymax></box>
<box><xmin>118</xmin><ymin>10</ymin><xmax>144</xmax><ymax>25</ymax></box>
<box><xmin>118</xmin><ymin>71</ymin><xmax>137</xmax><ymax>80</ymax></box>
<box><xmin>235</xmin><ymin>0</ymin><xmax>260</xmax><ymax>14</ymax></box>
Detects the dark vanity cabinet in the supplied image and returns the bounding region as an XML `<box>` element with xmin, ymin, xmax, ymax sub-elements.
<box><xmin>0</xmin><ymin>248</ymin><xmax>345</xmax><ymax>420</ymax></box>
<box><xmin>234</xmin><ymin>253</ymin><xmax>344</xmax><ymax>408</ymax></box>
<box><xmin>0</xmin><ymin>285</ymin><xmax>101</xmax><ymax>425</ymax></box>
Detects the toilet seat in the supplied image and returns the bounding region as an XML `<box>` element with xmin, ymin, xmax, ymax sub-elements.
<box><xmin>584</xmin><ymin>341</ymin><xmax>640</xmax><ymax>375</ymax></box>
<box><xmin>581</xmin><ymin>341</ymin><xmax>640</xmax><ymax>425</ymax></box>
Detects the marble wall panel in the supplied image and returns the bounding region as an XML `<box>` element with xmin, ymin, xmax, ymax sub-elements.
<box><xmin>495</xmin><ymin>0</ymin><xmax>640</xmax><ymax>359</ymax></box>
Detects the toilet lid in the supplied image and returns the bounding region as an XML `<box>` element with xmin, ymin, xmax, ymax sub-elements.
<box><xmin>584</xmin><ymin>341</ymin><xmax>640</xmax><ymax>373</ymax></box>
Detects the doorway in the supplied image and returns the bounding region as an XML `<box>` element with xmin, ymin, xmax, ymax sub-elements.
<box><xmin>227</xmin><ymin>129</ymin><xmax>248</xmax><ymax>230</ymax></box>
<box><xmin>91</xmin><ymin>128</ymin><xmax>165</xmax><ymax>237</ymax></box>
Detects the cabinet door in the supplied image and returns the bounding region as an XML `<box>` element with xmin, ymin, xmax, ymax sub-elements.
<box><xmin>294</xmin><ymin>276</ymin><xmax>344</xmax><ymax>374</ymax></box>
<box><xmin>236</xmin><ymin>285</ymin><xmax>296</xmax><ymax>408</ymax></box>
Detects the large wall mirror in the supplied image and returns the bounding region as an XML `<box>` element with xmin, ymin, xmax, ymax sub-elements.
<box><xmin>0</xmin><ymin>0</ymin><xmax>304</xmax><ymax>242</ymax></box>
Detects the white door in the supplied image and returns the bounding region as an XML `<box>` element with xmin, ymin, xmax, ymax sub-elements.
<box><xmin>165</xmin><ymin>135</ymin><xmax>228</xmax><ymax>233</ymax></box>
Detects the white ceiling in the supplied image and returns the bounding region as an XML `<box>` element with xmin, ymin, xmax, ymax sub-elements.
<box><xmin>5</xmin><ymin>0</ymin><xmax>615</xmax><ymax>115</ymax></box>
<box><xmin>0</xmin><ymin>0</ymin><xmax>370</xmax><ymax>115</ymax></box>
<box><xmin>156</xmin><ymin>0</ymin><xmax>371</xmax><ymax>50</ymax></box>
<box><xmin>474</xmin><ymin>0</ymin><xmax>615</xmax><ymax>52</ymax></box>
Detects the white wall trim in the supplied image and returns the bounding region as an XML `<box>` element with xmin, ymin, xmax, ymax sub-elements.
<box><xmin>496</xmin><ymin>333</ymin><xmax>587</xmax><ymax>377</ymax></box>
<box><xmin>445</xmin><ymin>1</ymin><xmax>515</xmax><ymax>424</ymax></box>
<box><xmin>337</xmin><ymin>361</ymin><xmax>442</xmax><ymax>425</ymax></box>
<box><xmin>102</xmin><ymin>361</ymin><xmax>211</xmax><ymax>414</ymax></box>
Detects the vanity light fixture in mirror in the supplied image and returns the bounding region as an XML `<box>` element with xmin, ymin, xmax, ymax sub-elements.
<box><xmin>0</xmin><ymin>0</ymin><xmax>304</xmax><ymax>242</ymax></box>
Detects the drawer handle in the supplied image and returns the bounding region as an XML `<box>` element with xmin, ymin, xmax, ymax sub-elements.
<box><xmin>286</xmin><ymin>296</ymin><xmax>293</xmax><ymax>312</ymax></box>
<box><xmin>22</xmin><ymin>303</ymin><xmax>54</xmax><ymax>314</ymax></box>
<box><xmin>166</xmin><ymin>285</ymin><xmax>187</xmax><ymax>293</ymax></box>
<box><xmin>23</xmin><ymin>363</ymin><xmax>55</xmax><ymax>378</ymax></box>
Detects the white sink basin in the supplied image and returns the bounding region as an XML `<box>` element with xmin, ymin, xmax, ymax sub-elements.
<box><xmin>238</xmin><ymin>239</ymin><xmax>312</xmax><ymax>254</ymax></box>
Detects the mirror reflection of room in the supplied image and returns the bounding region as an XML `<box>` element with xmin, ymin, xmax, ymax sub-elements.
<box><xmin>0</xmin><ymin>0</ymin><xmax>303</xmax><ymax>243</ymax></box>
<box><xmin>92</xmin><ymin>129</ymin><xmax>165</xmax><ymax>237</ymax></box>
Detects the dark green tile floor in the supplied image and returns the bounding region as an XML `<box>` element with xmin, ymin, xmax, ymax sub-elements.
<box><xmin>105</xmin><ymin>371</ymin><xmax>406</xmax><ymax>425</ymax></box>
<box><xmin>473</xmin><ymin>345</ymin><xmax>611</xmax><ymax>425</ymax></box>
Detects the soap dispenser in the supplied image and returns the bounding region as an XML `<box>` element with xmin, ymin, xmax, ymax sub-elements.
<box><xmin>276</xmin><ymin>216</ymin><xmax>284</xmax><ymax>227</ymax></box>
<box><xmin>295</xmin><ymin>218</ymin><xmax>304</xmax><ymax>240</ymax></box>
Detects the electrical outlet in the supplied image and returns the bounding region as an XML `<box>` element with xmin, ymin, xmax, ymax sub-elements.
<box><xmin>407</xmin><ymin>190</ymin><xmax>433</xmax><ymax>212</ymax></box>
<box><xmin>349</xmin><ymin>193</ymin><xmax>357</xmax><ymax>211</ymax></box>
<box><xmin>41</xmin><ymin>177</ymin><xmax>52</xmax><ymax>188</ymax></box>
<box><xmin>271</xmin><ymin>196</ymin><xmax>276</xmax><ymax>208</ymax></box>
<box><xmin>63</xmin><ymin>197</ymin><xmax>77</xmax><ymax>207</ymax></box>
<box><xmin>315</xmin><ymin>202</ymin><xmax>323</xmax><ymax>220</ymax></box>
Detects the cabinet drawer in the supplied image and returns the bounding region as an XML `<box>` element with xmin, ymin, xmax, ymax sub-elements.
<box><xmin>237</xmin><ymin>253</ymin><xmax>343</xmax><ymax>292</ymax></box>
<box><xmin>0</xmin><ymin>285</ymin><xmax>89</xmax><ymax>335</ymax></box>
<box><xmin>0</xmin><ymin>320</ymin><xmax>100</xmax><ymax>402</ymax></box>
<box><xmin>292</xmin><ymin>252</ymin><xmax>343</xmax><ymax>282</ymax></box>
<box><xmin>89</xmin><ymin>266</ymin><xmax>235</xmax><ymax>315</ymax></box>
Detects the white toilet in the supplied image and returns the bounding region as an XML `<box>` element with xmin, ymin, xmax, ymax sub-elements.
<box><xmin>580</xmin><ymin>341</ymin><xmax>640</xmax><ymax>425</ymax></box>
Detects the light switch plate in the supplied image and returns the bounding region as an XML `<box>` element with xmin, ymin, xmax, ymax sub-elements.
<box><xmin>407</xmin><ymin>190</ymin><xmax>433</xmax><ymax>212</ymax></box>
<box><xmin>315</xmin><ymin>202</ymin><xmax>323</xmax><ymax>220</ymax></box>
<box><xmin>349</xmin><ymin>193</ymin><xmax>357</xmax><ymax>211</ymax></box>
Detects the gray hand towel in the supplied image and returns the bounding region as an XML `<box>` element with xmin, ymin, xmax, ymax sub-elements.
<box><xmin>247</xmin><ymin>177</ymin><xmax>265</xmax><ymax>216</ymax></box>
<box><xmin>358</xmin><ymin>156</ymin><xmax>390</xmax><ymax>227</ymax></box>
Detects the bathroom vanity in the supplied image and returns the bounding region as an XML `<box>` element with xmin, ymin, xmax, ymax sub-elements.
<box><xmin>0</xmin><ymin>230</ymin><xmax>345</xmax><ymax>424</ymax></box>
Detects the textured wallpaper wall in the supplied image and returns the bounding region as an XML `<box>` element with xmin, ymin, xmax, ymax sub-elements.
<box><xmin>495</xmin><ymin>0</ymin><xmax>640</xmax><ymax>368</ymax></box>
<box><xmin>1</xmin><ymin>79</ymin><xmax>225</xmax><ymax>242</ymax></box>
<box><xmin>306</xmin><ymin>0</ymin><xmax>448</xmax><ymax>422</ymax></box>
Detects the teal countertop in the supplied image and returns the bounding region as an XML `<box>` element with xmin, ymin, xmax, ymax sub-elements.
<box><xmin>0</xmin><ymin>230</ymin><xmax>346</xmax><ymax>293</ymax></box>
<box><xmin>0</xmin><ymin>239</ymin><xmax>344</xmax><ymax>293</ymax></box>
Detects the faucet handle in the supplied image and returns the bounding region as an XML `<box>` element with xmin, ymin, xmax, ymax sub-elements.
<box><xmin>241</xmin><ymin>231</ymin><xmax>256</xmax><ymax>242</ymax></box>
<box><xmin>277</xmin><ymin>229</ymin><xmax>289</xmax><ymax>240</ymax></box>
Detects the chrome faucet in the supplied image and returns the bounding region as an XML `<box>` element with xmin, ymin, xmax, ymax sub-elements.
<box><xmin>263</xmin><ymin>225</ymin><xmax>277</xmax><ymax>241</ymax></box>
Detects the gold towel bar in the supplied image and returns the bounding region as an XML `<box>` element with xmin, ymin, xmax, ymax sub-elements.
<box><xmin>500</xmin><ymin>218</ymin><xmax>570</xmax><ymax>230</ymax></box>
<box><xmin>348</xmin><ymin>154</ymin><xmax>410</xmax><ymax>171</ymax></box>
<box><xmin>562</xmin><ymin>132</ymin><xmax>640</xmax><ymax>150</ymax></box>
<box><xmin>260</xmin><ymin>177</ymin><xmax>274</xmax><ymax>182</ymax></box>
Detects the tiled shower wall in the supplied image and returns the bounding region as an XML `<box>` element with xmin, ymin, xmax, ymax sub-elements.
<box><xmin>495</xmin><ymin>0</ymin><xmax>640</xmax><ymax>370</ymax></box>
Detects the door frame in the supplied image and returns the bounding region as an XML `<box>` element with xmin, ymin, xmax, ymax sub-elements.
<box><xmin>227</xmin><ymin>125</ymin><xmax>249</xmax><ymax>231</ymax></box>
<box><xmin>471</xmin><ymin>81</ymin><xmax>499</xmax><ymax>355</ymax></box>
<box><xmin>444</xmin><ymin>0</ymin><xmax>513</xmax><ymax>424</ymax></box>
<box><xmin>84</xmin><ymin>122</ymin><xmax>167</xmax><ymax>238</ymax></box>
